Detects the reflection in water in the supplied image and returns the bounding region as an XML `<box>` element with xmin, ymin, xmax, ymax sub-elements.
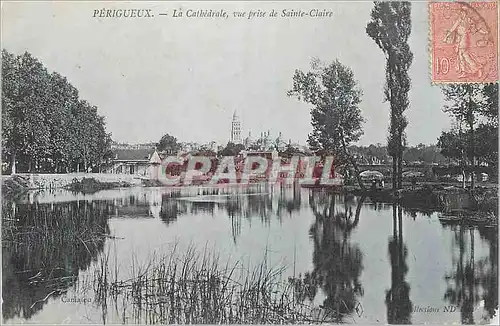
<box><xmin>159</xmin><ymin>184</ymin><xmax>305</xmax><ymax>242</ymax></box>
<box><xmin>2</xmin><ymin>200</ymin><xmax>113</xmax><ymax>321</ymax></box>
<box><xmin>442</xmin><ymin>222</ymin><xmax>498</xmax><ymax>324</ymax></box>
<box><xmin>2</xmin><ymin>185</ymin><xmax>498</xmax><ymax>324</ymax></box>
<box><xmin>385</xmin><ymin>205</ymin><xmax>413</xmax><ymax>324</ymax></box>
<box><xmin>478</xmin><ymin>227</ymin><xmax>499</xmax><ymax>322</ymax></box>
<box><xmin>290</xmin><ymin>192</ymin><xmax>365</xmax><ymax>322</ymax></box>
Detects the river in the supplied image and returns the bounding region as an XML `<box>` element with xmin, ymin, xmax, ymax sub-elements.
<box><xmin>2</xmin><ymin>184</ymin><xmax>498</xmax><ymax>324</ymax></box>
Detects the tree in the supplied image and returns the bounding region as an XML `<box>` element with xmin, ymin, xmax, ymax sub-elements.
<box><xmin>287</xmin><ymin>58</ymin><xmax>366</xmax><ymax>190</ymax></box>
<box><xmin>482</xmin><ymin>84</ymin><xmax>499</xmax><ymax>123</ymax></box>
<box><xmin>281</xmin><ymin>142</ymin><xmax>302</xmax><ymax>158</ymax></box>
<box><xmin>438</xmin><ymin>123</ymin><xmax>498</xmax><ymax>184</ymax></box>
<box><xmin>441</xmin><ymin>84</ymin><xmax>489</xmax><ymax>189</ymax></box>
<box><xmin>157</xmin><ymin>133</ymin><xmax>180</xmax><ymax>155</ymax></box>
<box><xmin>438</xmin><ymin>130</ymin><xmax>466</xmax><ymax>162</ymax></box>
<box><xmin>366</xmin><ymin>1</ymin><xmax>413</xmax><ymax>190</ymax></box>
<box><xmin>46</xmin><ymin>72</ymin><xmax>79</xmax><ymax>172</ymax></box>
<box><xmin>218</xmin><ymin>142</ymin><xmax>245</xmax><ymax>157</ymax></box>
<box><xmin>475</xmin><ymin>123</ymin><xmax>498</xmax><ymax>171</ymax></box>
<box><xmin>1</xmin><ymin>49</ymin><xmax>112</xmax><ymax>174</ymax></box>
<box><xmin>1</xmin><ymin>50</ymin><xmax>18</xmax><ymax>173</ymax></box>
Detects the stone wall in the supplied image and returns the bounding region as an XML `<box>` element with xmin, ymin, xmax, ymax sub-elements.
<box><xmin>12</xmin><ymin>173</ymin><xmax>143</xmax><ymax>190</ymax></box>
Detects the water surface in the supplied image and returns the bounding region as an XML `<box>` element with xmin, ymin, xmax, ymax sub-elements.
<box><xmin>2</xmin><ymin>185</ymin><xmax>498</xmax><ymax>324</ymax></box>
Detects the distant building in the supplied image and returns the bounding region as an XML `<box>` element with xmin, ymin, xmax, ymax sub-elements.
<box><xmin>105</xmin><ymin>148</ymin><xmax>153</xmax><ymax>175</ymax></box>
<box><xmin>111</xmin><ymin>142</ymin><xmax>156</xmax><ymax>151</ymax></box>
<box><xmin>241</xmin><ymin>149</ymin><xmax>279</xmax><ymax>160</ymax></box>
<box><xmin>231</xmin><ymin>111</ymin><xmax>242</xmax><ymax>144</ymax></box>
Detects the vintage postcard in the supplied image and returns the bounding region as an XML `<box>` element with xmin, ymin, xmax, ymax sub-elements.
<box><xmin>1</xmin><ymin>1</ymin><xmax>498</xmax><ymax>325</ymax></box>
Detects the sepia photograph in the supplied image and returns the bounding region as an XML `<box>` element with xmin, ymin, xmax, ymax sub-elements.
<box><xmin>1</xmin><ymin>1</ymin><xmax>498</xmax><ymax>324</ymax></box>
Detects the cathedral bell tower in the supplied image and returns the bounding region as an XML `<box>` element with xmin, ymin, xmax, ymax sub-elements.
<box><xmin>230</xmin><ymin>111</ymin><xmax>242</xmax><ymax>144</ymax></box>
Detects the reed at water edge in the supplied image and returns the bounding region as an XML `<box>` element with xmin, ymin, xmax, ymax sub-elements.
<box><xmin>91</xmin><ymin>243</ymin><xmax>332</xmax><ymax>324</ymax></box>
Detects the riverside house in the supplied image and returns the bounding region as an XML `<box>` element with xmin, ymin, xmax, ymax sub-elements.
<box><xmin>106</xmin><ymin>148</ymin><xmax>154</xmax><ymax>175</ymax></box>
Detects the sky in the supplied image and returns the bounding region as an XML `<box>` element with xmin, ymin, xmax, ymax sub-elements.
<box><xmin>1</xmin><ymin>1</ymin><xmax>451</xmax><ymax>147</ymax></box>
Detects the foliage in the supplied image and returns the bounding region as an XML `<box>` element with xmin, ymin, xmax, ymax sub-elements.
<box><xmin>482</xmin><ymin>84</ymin><xmax>499</xmax><ymax>123</ymax></box>
<box><xmin>366</xmin><ymin>1</ymin><xmax>413</xmax><ymax>189</ymax></box>
<box><xmin>1</xmin><ymin>49</ymin><xmax>112</xmax><ymax>173</ymax></box>
<box><xmin>439</xmin><ymin>84</ymin><xmax>499</xmax><ymax>184</ymax></box>
<box><xmin>287</xmin><ymin>58</ymin><xmax>365</xmax><ymax>189</ymax></box>
<box><xmin>438</xmin><ymin>124</ymin><xmax>498</xmax><ymax>169</ymax></box>
<box><xmin>218</xmin><ymin>142</ymin><xmax>245</xmax><ymax>156</ymax></box>
<box><xmin>288</xmin><ymin>59</ymin><xmax>364</xmax><ymax>155</ymax></box>
<box><xmin>437</xmin><ymin>130</ymin><xmax>466</xmax><ymax>162</ymax></box>
<box><xmin>157</xmin><ymin>133</ymin><xmax>181</xmax><ymax>154</ymax></box>
<box><xmin>281</xmin><ymin>143</ymin><xmax>303</xmax><ymax>158</ymax></box>
<box><xmin>474</xmin><ymin>123</ymin><xmax>498</xmax><ymax>168</ymax></box>
<box><xmin>65</xmin><ymin>177</ymin><xmax>131</xmax><ymax>194</ymax></box>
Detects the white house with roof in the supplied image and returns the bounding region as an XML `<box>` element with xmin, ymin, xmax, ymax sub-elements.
<box><xmin>103</xmin><ymin>148</ymin><xmax>155</xmax><ymax>176</ymax></box>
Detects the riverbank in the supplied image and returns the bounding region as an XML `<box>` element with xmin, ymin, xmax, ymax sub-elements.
<box><xmin>1</xmin><ymin>174</ymin><xmax>30</xmax><ymax>199</ymax></box>
<box><xmin>64</xmin><ymin>177</ymin><xmax>132</xmax><ymax>194</ymax></box>
<box><xmin>1</xmin><ymin>173</ymin><xmax>142</xmax><ymax>197</ymax></box>
<box><xmin>345</xmin><ymin>184</ymin><xmax>498</xmax><ymax>227</ymax></box>
<box><xmin>2</xmin><ymin>174</ymin><xmax>498</xmax><ymax>225</ymax></box>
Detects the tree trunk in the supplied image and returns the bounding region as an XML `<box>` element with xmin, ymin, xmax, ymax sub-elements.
<box><xmin>398</xmin><ymin>140</ymin><xmax>403</xmax><ymax>190</ymax></box>
<box><xmin>341</xmin><ymin>137</ymin><xmax>366</xmax><ymax>191</ymax></box>
<box><xmin>398</xmin><ymin>128</ymin><xmax>404</xmax><ymax>190</ymax></box>
<box><xmin>350</xmin><ymin>156</ymin><xmax>366</xmax><ymax>191</ymax></box>
<box><xmin>11</xmin><ymin>152</ymin><xmax>16</xmax><ymax>175</ymax></box>
<box><xmin>466</xmin><ymin>89</ymin><xmax>475</xmax><ymax>191</ymax></box>
<box><xmin>352</xmin><ymin>195</ymin><xmax>366</xmax><ymax>228</ymax></box>
<box><xmin>392</xmin><ymin>156</ymin><xmax>397</xmax><ymax>190</ymax></box>
<box><xmin>388</xmin><ymin>52</ymin><xmax>398</xmax><ymax>191</ymax></box>
<box><xmin>470</xmin><ymin>123</ymin><xmax>475</xmax><ymax>190</ymax></box>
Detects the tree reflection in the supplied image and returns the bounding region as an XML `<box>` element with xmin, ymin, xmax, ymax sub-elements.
<box><xmin>443</xmin><ymin>223</ymin><xmax>498</xmax><ymax>324</ymax></box>
<box><xmin>477</xmin><ymin>227</ymin><xmax>498</xmax><ymax>322</ymax></box>
<box><xmin>2</xmin><ymin>200</ymin><xmax>112</xmax><ymax>321</ymax></box>
<box><xmin>160</xmin><ymin>194</ymin><xmax>187</xmax><ymax>225</ymax></box>
<box><xmin>385</xmin><ymin>205</ymin><xmax>413</xmax><ymax>324</ymax></box>
<box><xmin>290</xmin><ymin>192</ymin><xmax>365</xmax><ymax>322</ymax></box>
<box><xmin>212</xmin><ymin>184</ymin><xmax>304</xmax><ymax>242</ymax></box>
<box><xmin>155</xmin><ymin>184</ymin><xmax>305</xmax><ymax>235</ymax></box>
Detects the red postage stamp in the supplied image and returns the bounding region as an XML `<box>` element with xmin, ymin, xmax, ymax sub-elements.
<box><xmin>430</xmin><ymin>1</ymin><xmax>498</xmax><ymax>83</ymax></box>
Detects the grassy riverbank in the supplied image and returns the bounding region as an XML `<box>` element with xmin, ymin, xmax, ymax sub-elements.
<box><xmin>1</xmin><ymin>174</ymin><xmax>30</xmax><ymax>198</ymax></box>
<box><xmin>92</xmin><ymin>246</ymin><xmax>330</xmax><ymax>324</ymax></box>
<box><xmin>1</xmin><ymin>174</ymin><xmax>134</xmax><ymax>197</ymax></box>
<box><xmin>64</xmin><ymin>177</ymin><xmax>131</xmax><ymax>194</ymax></box>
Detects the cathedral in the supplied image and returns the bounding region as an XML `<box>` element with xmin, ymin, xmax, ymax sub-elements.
<box><xmin>230</xmin><ymin>111</ymin><xmax>291</xmax><ymax>152</ymax></box>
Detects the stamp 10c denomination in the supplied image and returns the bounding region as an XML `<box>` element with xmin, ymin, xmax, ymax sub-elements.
<box><xmin>429</xmin><ymin>1</ymin><xmax>498</xmax><ymax>84</ymax></box>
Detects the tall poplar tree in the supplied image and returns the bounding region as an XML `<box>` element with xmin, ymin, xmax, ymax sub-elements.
<box><xmin>366</xmin><ymin>2</ymin><xmax>413</xmax><ymax>190</ymax></box>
